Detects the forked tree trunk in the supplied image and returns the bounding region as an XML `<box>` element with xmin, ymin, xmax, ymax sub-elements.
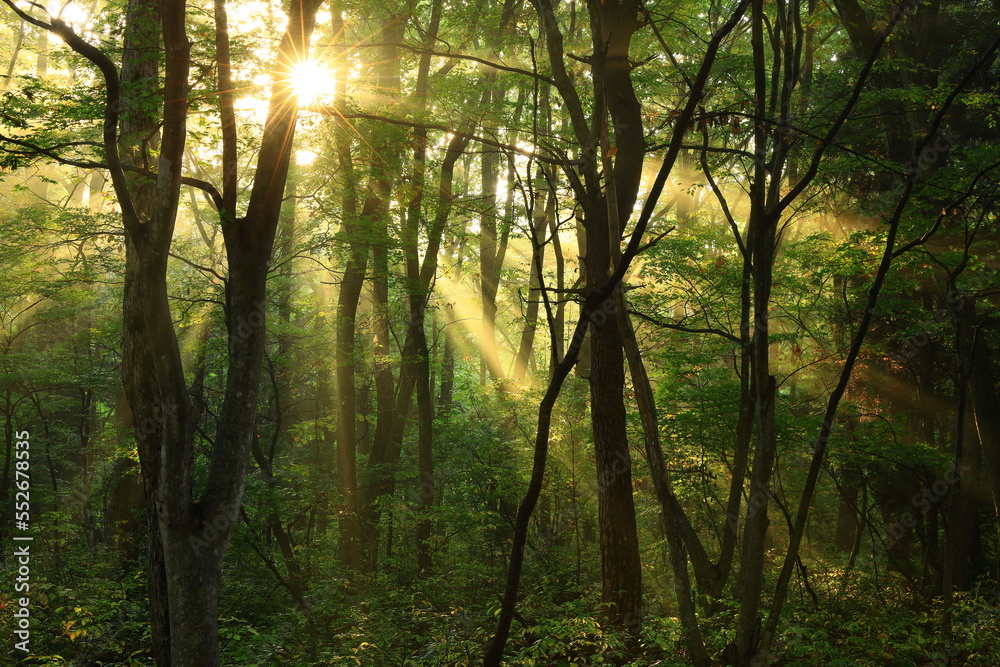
<box><xmin>12</xmin><ymin>0</ymin><xmax>328</xmax><ymax>662</ymax></box>
<box><xmin>117</xmin><ymin>0</ymin><xmax>172</xmax><ymax>659</ymax></box>
<box><xmin>585</xmin><ymin>0</ymin><xmax>648</xmax><ymax>631</ymax></box>
<box><xmin>614</xmin><ymin>287</ymin><xmax>710</xmax><ymax>665</ymax></box>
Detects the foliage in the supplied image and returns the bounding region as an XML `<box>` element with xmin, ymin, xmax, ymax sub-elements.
<box><xmin>1</xmin><ymin>0</ymin><xmax>999</xmax><ymax>664</ymax></box>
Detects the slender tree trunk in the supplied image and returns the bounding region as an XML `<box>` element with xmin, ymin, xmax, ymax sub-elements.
<box><xmin>475</xmin><ymin>2</ymin><xmax>519</xmax><ymax>383</ymax></box>
<box><xmin>549</xmin><ymin>201</ymin><xmax>566</xmax><ymax>374</ymax></box>
<box><xmin>733</xmin><ymin>2</ymin><xmax>779</xmax><ymax>661</ymax></box>
<box><xmin>484</xmin><ymin>2</ymin><xmax>749</xmax><ymax>657</ymax></box>
<box><xmin>478</xmin><ymin>84</ymin><xmax>507</xmax><ymax>384</ymax></box>
<box><xmin>513</xmin><ymin>184</ymin><xmax>551</xmax><ymax>383</ymax></box>
<box><xmin>363</xmin><ymin>239</ymin><xmax>394</xmax><ymax>566</ymax></box>
<box><xmin>332</xmin><ymin>8</ymin><xmax>403</xmax><ymax>570</ymax></box>
<box><xmin>712</xmin><ymin>249</ymin><xmax>754</xmax><ymax>599</ymax></box>
<box><xmin>943</xmin><ymin>302</ymin><xmax>986</xmax><ymax>619</ymax></box>
<box><xmin>1</xmin><ymin>19</ymin><xmax>25</xmax><ymax>92</ymax></box>
<box><xmin>615</xmin><ymin>287</ymin><xmax>710</xmax><ymax>665</ymax></box>
<box><xmin>334</xmin><ymin>190</ymin><xmax>375</xmax><ymax>570</ymax></box>
<box><xmin>407</xmin><ymin>116</ymin><xmax>435</xmax><ymax>575</ymax></box>
<box><xmin>962</xmin><ymin>304</ymin><xmax>1000</xmax><ymax>542</ymax></box>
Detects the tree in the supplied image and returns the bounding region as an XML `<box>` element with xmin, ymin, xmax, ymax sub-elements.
<box><xmin>1</xmin><ymin>0</ymin><xmax>324</xmax><ymax>661</ymax></box>
<box><xmin>2</xmin><ymin>0</ymin><xmax>1000</xmax><ymax>664</ymax></box>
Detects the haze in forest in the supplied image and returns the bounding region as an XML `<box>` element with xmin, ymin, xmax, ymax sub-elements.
<box><xmin>1</xmin><ymin>0</ymin><xmax>999</xmax><ymax>665</ymax></box>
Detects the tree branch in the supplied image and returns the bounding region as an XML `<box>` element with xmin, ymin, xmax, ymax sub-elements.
<box><xmin>0</xmin><ymin>0</ymin><xmax>143</xmax><ymax>233</ymax></box>
<box><xmin>360</xmin><ymin>41</ymin><xmax>559</xmax><ymax>86</ymax></box>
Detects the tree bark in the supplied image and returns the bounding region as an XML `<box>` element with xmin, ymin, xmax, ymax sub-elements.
<box><xmin>615</xmin><ymin>287</ymin><xmax>709</xmax><ymax>665</ymax></box>
<box><xmin>484</xmin><ymin>1</ymin><xmax>750</xmax><ymax>657</ymax></box>
<box><xmin>42</xmin><ymin>0</ymin><xmax>327</xmax><ymax>660</ymax></box>
<box><xmin>585</xmin><ymin>0</ymin><xmax>648</xmax><ymax>631</ymax></box>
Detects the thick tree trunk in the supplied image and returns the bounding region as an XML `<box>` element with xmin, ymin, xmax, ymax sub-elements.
<box><xmin>588</xmin><ymin>310</ymin><xmax>643</xmax><ymax>627</ymax></box>
<box><xmin>121</xmin><ymin>0</ymin><xmax>321</xmax><ymax>662</ymax></box>
<box><xmin>160</xmin><ymin>531</ymin><xmax>225</xmax><ymax>664</ymax></box>
<box><xmin>585</xmin><ymin>0</ymin><xmax>646</xmax><ymax>631</ymax></box>
<box><xmin>117</xmin><ymin>0</ymin><xmax>177</xmax><ymax>660</ymax></box>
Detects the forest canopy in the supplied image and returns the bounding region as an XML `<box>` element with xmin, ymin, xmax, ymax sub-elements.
<box><xmin>1</xmin><ymin>0</ymin><xmax>999</xmax><ymax>665</ymax></box>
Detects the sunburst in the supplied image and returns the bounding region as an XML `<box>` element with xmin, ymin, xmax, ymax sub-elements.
<box><xmin>288</xmin><ymin>59</ymin><xmax>335</xmax><ymax>106</ymax></box>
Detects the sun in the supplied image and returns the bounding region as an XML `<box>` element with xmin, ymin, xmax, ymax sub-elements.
<box><xmin>288</xmin><ymin>60</ymin><xmax>334</xmax><ymax>106</ymax></box>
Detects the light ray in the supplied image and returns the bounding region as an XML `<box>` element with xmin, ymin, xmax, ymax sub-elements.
<box><xmin>289</xmin><ymin>59</ymin><xmax>335</xmax><ymax>106</ymax></box>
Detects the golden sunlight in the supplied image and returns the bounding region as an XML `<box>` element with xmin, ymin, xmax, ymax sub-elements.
<box><xmin>289</xmin><ymin>60</ymin><xmax>335</xmax><ymax>106</ymax></box>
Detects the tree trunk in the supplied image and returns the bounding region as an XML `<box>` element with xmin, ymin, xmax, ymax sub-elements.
<box><xmin>963</xmin><ymin>304</ymin><xmax>1000</xmax><ymax>550</ymax></box>
<box><xmin>484</xmin><ymin>2</ymin><xmax>749</xmax><ymax>656</ymax></box>
<box><xmin>118</xmin><ymin>0</ymin><xmax>323</xmax><ymax>662</ymax></box>
<box><xmin>478</xmin><ymin>83</ymin><xmax>509</xmax><ymax>384</ymax></box>
<box><xmin>733</xmin><ymin>2</ymin><xmax>779</xmax><ymax>661</ymax></box>
<box><xmin>615</xmin><ymin>287</ymin><xmax>709</xmax><ymax>664</ymax></box>
<box><xmin>588</xmin><ymin>304</ymin><xmax>643</xmax><ymax>627</ymax></box>
<box><xmin>585</xmin><ymin>0</ymin><xmax>647</xmax><ymax>631</ymax></box>
<box><xmin>334</xmin><ymin>190</ymin><xmax>375</xmax><ymax>570</ymax></box>
<box><xmin>513</xmin><ymin>181</ymin><xmax>551</xmax><ymax>383</ymax></box>
<box><xmin>117</xmin><ymin>0</ymin><xmax>175</xmax><ymax>659</ymax></box>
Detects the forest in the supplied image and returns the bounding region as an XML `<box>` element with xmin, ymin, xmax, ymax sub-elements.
<box><xmin>0</xmin><ymin>0</ymin><xmax>999</xmax><ymax>664</ymax></box>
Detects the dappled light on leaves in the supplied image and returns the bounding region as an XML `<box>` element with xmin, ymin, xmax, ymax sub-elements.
<box><xmin>1</xmin><ymin>0</ymin><xmax>999</xmax><ymax>665</ymax></box>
